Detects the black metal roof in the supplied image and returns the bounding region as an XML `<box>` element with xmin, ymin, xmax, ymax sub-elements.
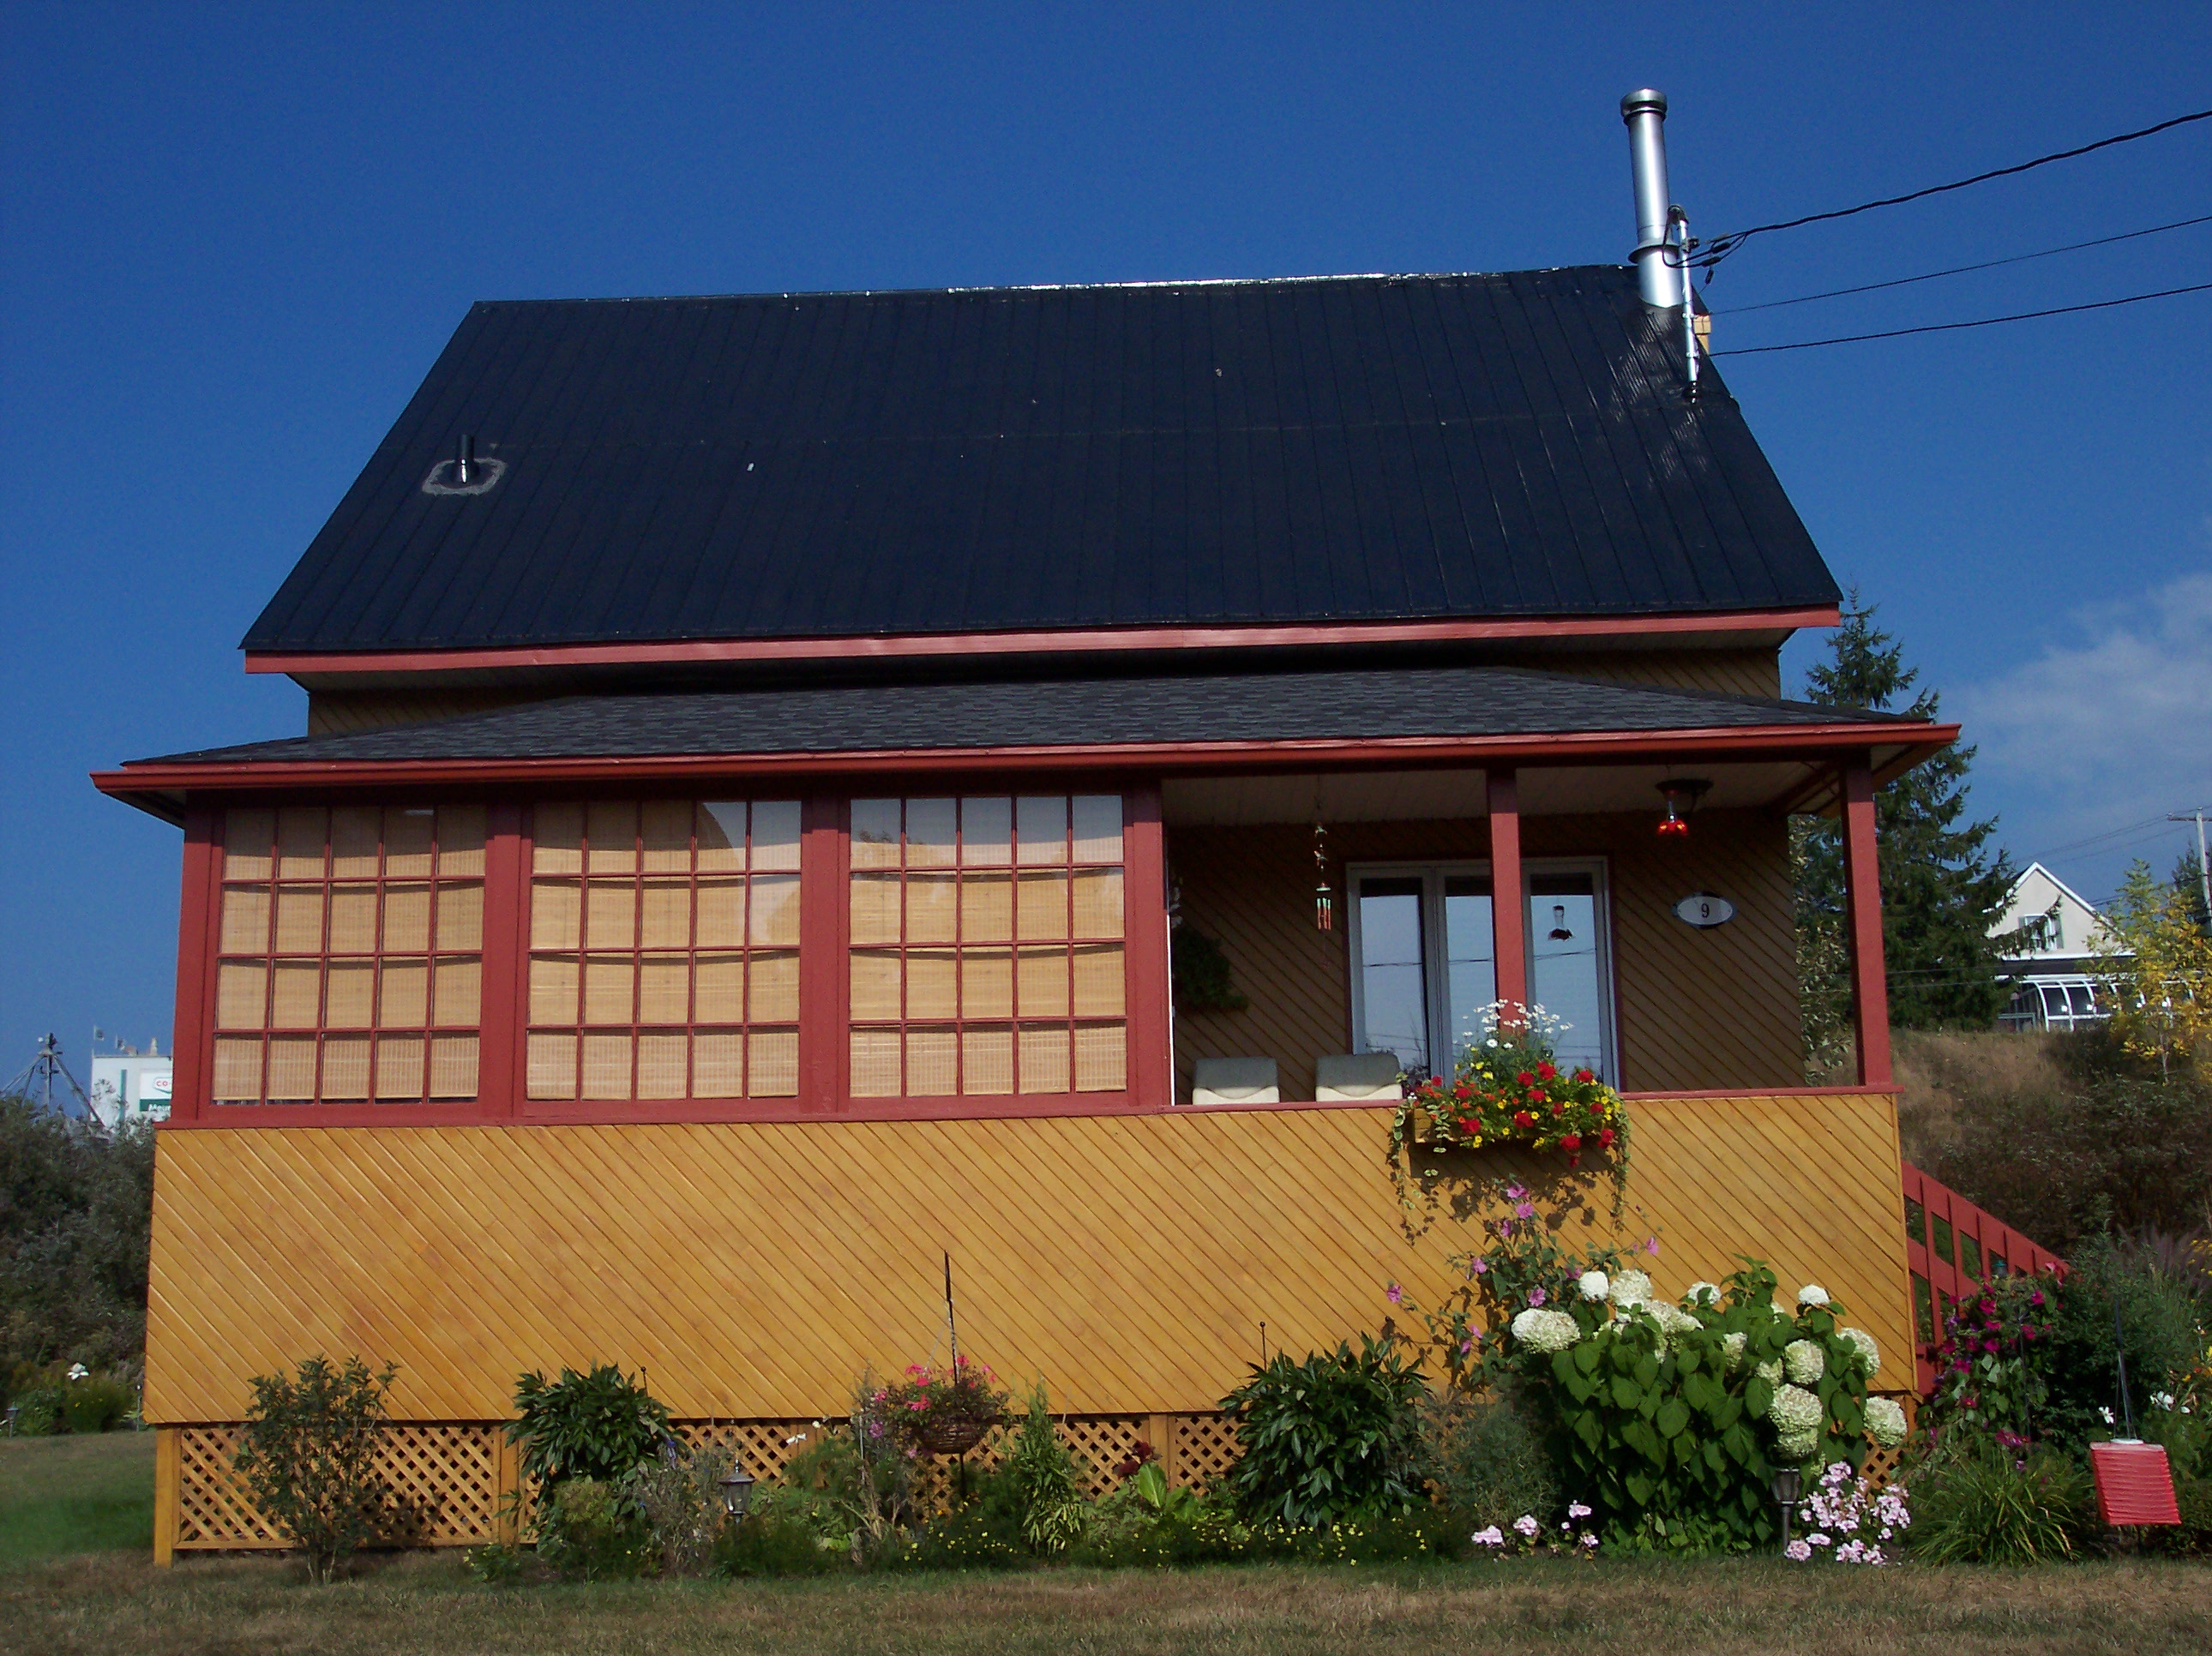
<box><xmin>139</xmin><ymin>668</ymin><xmax>1903</xmax><ymax>767</ymax></box>
<box><xmin>243</xmin><ymin>267</ymin><xmax>1839</xmax><ymax>655</ymax></box>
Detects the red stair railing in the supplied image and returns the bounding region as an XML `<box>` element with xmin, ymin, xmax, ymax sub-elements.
<box><xmin>1900</xmin><ymin>1162</ymin><xmax>2066</xmax><ymax>1394</ymax></box>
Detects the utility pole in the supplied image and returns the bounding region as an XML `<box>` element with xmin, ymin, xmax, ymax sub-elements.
<box><xmin>2170</xmin><ymin>808</ymin><xmax>2211</xmax><ymax>922</ymax></box>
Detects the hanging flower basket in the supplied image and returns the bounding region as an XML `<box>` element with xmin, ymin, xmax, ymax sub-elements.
<box><xmin>1388</xmin><ymin>1001</ymin><xmax>1627</xmax><ymax>1168</ymax></box>
<box><xmin>881</xmin><ymin>1357</ymin><xmax>1008</xmax><ymax>1456</ymax></box>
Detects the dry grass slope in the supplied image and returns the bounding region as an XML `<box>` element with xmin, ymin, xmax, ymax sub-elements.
<box><xmin>8</xmin><ymin>1551</ymin><xmax>2212</xmax><ymax>1656</ymax></box>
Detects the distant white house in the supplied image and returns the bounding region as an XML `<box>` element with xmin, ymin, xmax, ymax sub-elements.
<box><xmin>1992</xmin><ymin>862</ymin><xmax>2116</xmax><ymax>1032</ymax></box>
<box><xmin>87</xmin><ymin>1043</ymin><xmax>171</xmax><ymax>1128</ymax></box>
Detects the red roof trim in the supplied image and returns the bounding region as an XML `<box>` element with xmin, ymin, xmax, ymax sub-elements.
<box><xmin>93</xmin><ymin>719</ymin><xmax>1955</xmax><ymax>800</ymax></box>
<box><xmin>244</xmin><ymin>606</ymin><xmax>1843</xmax><ymax>678</ymax></box>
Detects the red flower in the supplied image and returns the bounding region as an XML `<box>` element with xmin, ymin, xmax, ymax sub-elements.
<box><xmin>1551</xmin><ymin>1103</ymin><xmax>1563</xmax><ymax>1116</ymax></box>
<box><xmin>1537</xmin><ymin>1062</ymin><xmax>1556</xmax><ymax>1081</ymax></box>
<box><xmin>1597</xmin><ymin>1128</ymin><xmax>1615</xmax><ymax>1148</ymax></box>
<box><xmin>1516</xmin><ymin>1071</ymin><xmax>1534</xmax><ymax>1086</ymax></box>
<box><xmin>1456</xmin><ymin>1117</ymin><xmax>1477</xmax><ymax>1135</ymax></box>
<box><xmin>1512</xmin><ymin>1110</ymin><xmax>1535</xmax><ymax>1130</ymax></box>
<box><xmin>1560</xmin><ymin>1133</ymin><xmax>1582</xmax><ymax>1152</ymax></box>
<box><xmin>1573</xmin><ymin>1068</ymin><xmax>1594</xmax><ymax>1083</ymax></box>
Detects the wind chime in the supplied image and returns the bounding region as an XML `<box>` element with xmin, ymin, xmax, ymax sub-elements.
<box><xmin>1313</xmin><ymin>819</ymin><xmax>1334</xmax><ymax>931</ymax></box>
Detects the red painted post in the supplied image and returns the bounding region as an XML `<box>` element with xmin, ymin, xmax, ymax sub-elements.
<box><xmin>1488</xmin><ymin>771</ymin><xmax>1528</xmax><ymax>1012</ymax></box>
<box><xmin>167</xmin><ymin>808</ymin><xmax>220</xmax><ymax>1125</ymax></box>
<box><xmin>1121</xmin><ymin>781</ymin><xmax>1173</xmax><ymax>1110</ymax></box>
<box><xmin>475</xmin><ymin>801</ymin><xmax>526</xmax><ymax>1118</ymax></box>
<box><xmin>796</xmin><ymin>795</ymin><xmax>849</xmax><ymax>1112</ymax></box>
<box><xmin>1842</xmin><ymin>760</ymin><xmax>1892</xmax><ymax>1088</ymax></box>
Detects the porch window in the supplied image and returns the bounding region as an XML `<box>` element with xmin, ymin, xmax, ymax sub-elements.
<box><xmin>524</xmin><ymin>801</ymin><xmax>802</xmax><ymax>1099</ymax></box>
<box><xmin>1347</xmin><ymin>861</ymin><xmax>1615</xmax><ymax>1081</ymax></box>
<box><xmin>848</xmin><ymin>795</ymin><xmax>1127</xmax><ymax>1095</ymax></box>
<box><xmin>210</xmin><ymin>805</ymin><xmax>484</xmax><ymax>1104</ymax></box>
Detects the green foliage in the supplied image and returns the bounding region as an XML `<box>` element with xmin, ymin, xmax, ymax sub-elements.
<box><xmin>1795</xmin><ymin>597</ymin><xmax>2016</xmax><ymax>1034</ymax></box>
<box><xmin>2095</xmin><ymin>861</ymin><xmax>2212</xmax><ymax>1072</ymax></box>
<box><xmin>2038</xmin><ymin>1234</ymin><xmax>2208</xmax><ymax>1450</ymax></box>
<box><xmin>1512</xmin><ymin>1264</ymin><xmax>1880</xmax><ymax>1552</ymax></box>
<box><xmin>231</xmin><ymin>1354</ymin><xmax>398</xmax><ymax>1584</ymax></box>
<box><xmin>713</xmin><ymin>1505</ymin><xmax>845</xmax><ymax>1576</ymax></box>
<box><xmin>1909</xmin><ymin>1445</ymin><xmax>2092</xmax><ymax>1564</ymax></box>
<box><xmin>508</xmin><ymin>1364</ymin><xmax>671</xmax><ymax>1488</ymax></box>
<box><xmin>1218</xmin><ymin>1335</ymin><xmax>1427</xmax><ymax>1528</ymax></box>
<box><xmin>62</xmin><ymin>1371</ymin><xmax>132</xmax><ymax>1434</ymax></box>
<box><xmin>463</xmin><ymin>1540</ymin><xmax>531</xmax><ymax>1585</ymax></box>
<box><xmin>619</xmin><ymin>1440</ymin><xmax>733</xmax><ymax>1576</ymax></box>
<box><xmin>0</xmin><ymin>1098</ymin><xmax>154</xmax><ymax>1376</ymax></box>
<box><xmin>1001</xmin><ymin>1380</ymin><xmax>1088</xmax><ymax>1553</ymax></box>
<box><xmin>885</xmin><ymin>1472</ymin><xmax>1034</xmax><ymax>1570</ymax></box>
<box><xmin>1422</xmin><ymin>1387</ymin><xmax>1558</xmax><ymax>1532</ymax></box>
<box><xmin>1170</xmin><ymin>927</ymin><xmax>1247</xmax><ymax>1012</ymax></box>
<box><xmin>535</xmin><ymin>1474</ymin><xmax>653</xmax><ymax>1580</ymax></box>
<box><xmin>1920</xmin><ymin>1274</ymin><xmax>2053</xmax><ymax>1446</ymax></box>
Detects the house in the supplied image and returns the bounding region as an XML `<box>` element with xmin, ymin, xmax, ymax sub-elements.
<box><xmin>96</xmin><ymin>93</ymin><xmax>1949</xmax><ymax>1557</ymax></box>
<box><xmin>87</xmin><ymin>1041</ymin><xmax>172</xmax><ymax>1128</ymax></box>
<box><xmin>1992</xmin><ymin>861</ymin><xmax>2114</xmax><ymax>1032</ymax></box>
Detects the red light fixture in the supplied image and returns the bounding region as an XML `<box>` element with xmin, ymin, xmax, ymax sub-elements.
<box><xmin>1656</xmin><ymin>777</ymin><xmax>1711</xmax><ymax>838</ymax></box>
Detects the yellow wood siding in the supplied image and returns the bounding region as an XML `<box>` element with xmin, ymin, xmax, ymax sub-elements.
<box><xmin>1170</xmin><ymin>810</ymin><xmax>1802</xmax><ymax>1101</ymax></box>
<box><xmin>144</xmin><ymin>1095</ymin><xmax>1909</xmax><ymax>1425</ymax></box>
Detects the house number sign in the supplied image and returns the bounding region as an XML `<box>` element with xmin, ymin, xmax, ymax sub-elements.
<box><xmin>1674</xmin><ymin>892</ymin><xmax>1735</xmax><ymax>928</ymax></box>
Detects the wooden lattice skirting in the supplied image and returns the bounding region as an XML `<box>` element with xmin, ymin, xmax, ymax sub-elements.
<box><xmin>159</xmin><ymin>1395</ymin><xmax>1915</xmax><ymax>1561</ymax></box>
<box><xmin>159</xmin><ymin>1413</ymin><xmax>1240</xmax><ymax>1558</ymax></box>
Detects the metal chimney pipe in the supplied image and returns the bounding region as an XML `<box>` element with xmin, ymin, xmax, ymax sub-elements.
<box><xmin>1621</xmin><ymin>90</ymin><xmax>1686</xmax><ymax>309</ymax></box>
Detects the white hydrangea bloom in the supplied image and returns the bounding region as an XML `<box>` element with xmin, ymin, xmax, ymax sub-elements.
<box><xmin>1511</xmin><ymin>1308</ymin><xmax>1581</xmax><ymax>1353</ymax></box>
<box><xmin>1644</xmin><ymin>1301</ymin><xmax>1699</xmax><ymax>1347</ymax></box>
<box><xmin>1578</xmin><ymin>1270</ymin><xmax>1611</xmax><ymax>1301</ymax></box>
<box><xmin>1609</xmin><ymin>1269</ymin><xmax>1654</xmax><ymax>1310</ymax></box>
<box><xmin>1682</xmin><ymin>1281</ymin><xmax>1722</xmax><ymax>1309</ymax></box>
<box><xmin>1722</xmin><ymin>1331</ymin><xmax>1747</xmax><ymax>1373</ymax></box>
<box><xmin>1768</xmin><ymin>1383</ymin><xmax>1823</xmax><ymax>1437</ymax></box>
<box><xmin>1784</xmin><ymin>1339</ymin><xmax>1826</xmax><ymax>1386</ymax></box>
<box><xmin>1797</xmin><ymin>1284</ymin><xmax>1831</xmax><ymax>1308</ymax></box>
<box><xmin>1776</xmin><ymin>1428</ymin><xmax>1818</xmax><ymax>1462</ymax></box>
<box><xmin>1756</xmin><ymin>1359</ymin><xmax>1783</xmax><ymax>1385</ymax></box>
<box><xmin>1865</xmin><ymin>1396</ymin><xmax>1908</xmax><ymax>1449</ymax></box>
<box><xmin>1841</xmin><ymin>1327</ymin><xmax>1880</xmax><ymax>1377</ymax></box>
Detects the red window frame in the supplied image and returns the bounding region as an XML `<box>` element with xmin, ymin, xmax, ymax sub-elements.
<box><xmin>171</xmin><ymin>780</ymin><xmax>1170</xmax><ymax>1126</ymax></box>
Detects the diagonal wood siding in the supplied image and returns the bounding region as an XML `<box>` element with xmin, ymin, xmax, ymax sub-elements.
<box><xmin>145</xmin><ymin>1095</ymin><xmax>1910</xmax><ymax>1425</ymax></box>
<box><xmin>1169</xmin><ymin>809</ymin><xmax>1802</xmax><ymax>1101</ymax></box>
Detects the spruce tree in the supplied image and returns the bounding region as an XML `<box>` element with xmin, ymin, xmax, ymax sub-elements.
<box><xmin>1794</xmin><ymin>597</ymin><xmax>2017</xmax><ymax>1037</ymax></box>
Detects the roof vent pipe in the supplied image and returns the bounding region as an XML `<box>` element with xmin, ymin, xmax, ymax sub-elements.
<box><xmin>1621</xmin><ymin>90</ymin><xmax>1686</xmax><ymax>310</ymax></box>
<box><xmin>456</xmin><ymin>434</ymin><xmax>474</xmax><ymax>486</ymax></box>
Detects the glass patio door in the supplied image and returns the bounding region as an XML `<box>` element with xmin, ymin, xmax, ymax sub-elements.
<box><xmin>1349</xmin><ymin>862</ymin><xmax>1612</xmax><ymax>1081</ymax></box>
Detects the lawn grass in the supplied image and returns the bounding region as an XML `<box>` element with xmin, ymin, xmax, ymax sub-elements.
<box><xmin>0</xmin><ymin>1431</ymin><xmax>154</xmax><ymax>1566</ymax></box>
<box><xmin>4</xmin><ymin>1548</ymin><xmax>2209</xmax><ymax>1655</ymax></box>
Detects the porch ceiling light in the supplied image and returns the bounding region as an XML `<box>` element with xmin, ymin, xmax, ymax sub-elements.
<box><xmin>1656</xmin><ymin>777</ymin><xmax>1711</xmax><ymax>838</ymax></box>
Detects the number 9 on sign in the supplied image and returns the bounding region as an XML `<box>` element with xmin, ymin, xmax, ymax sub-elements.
<box><xmin>1674</xmin><ymin>892</ymin><xmax>1734</xmax><ymax>928</ymax></box>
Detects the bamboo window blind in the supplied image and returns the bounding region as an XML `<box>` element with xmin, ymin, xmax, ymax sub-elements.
<box><xmin>525</xmin><ymin>801</ymin><xmax>802</xmax><ymax>1100</ymax></box>
<box><xmin>212</xmin><ymin>806</ymin><xmax>484</xmax><ymax>1104</ymax></box>
<box><xmin>848</xmin><ymin>795</ymin><xmax>1127</xmax><ymax>1096</ymax></box>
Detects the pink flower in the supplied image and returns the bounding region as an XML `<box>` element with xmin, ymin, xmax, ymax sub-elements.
<box><xmin>1644</xmin><ymin>1237</ymin><xmax>1660</xmax><ymax>1257</ymax></box>
<box><xmin>1527</xmin><ymin>1288</ymin><xmax>1547</xmax><ymax>1307</ymax></box>
<box><xmin>1471</xmin><ymin>1257</ymin><xmax>1488</xmax><ymax>1274</ymax></box>
<box><xmin>1515</xmin><ymin>1202</ymin><xmax>1536</xmax><ymax>1220</ymax></box>
<box><xmin>1386</xmin><ymin>1282</ymin><xmax>1404</xmax><ymax>1305</ymax></box>
<box><xmin>1512</xmin><ymin>1514</ymin><xmax>1542</xmax><ymax>1538</ymax></box>
<box><xmin>1505</xmin><ymin>1184</ymin><xmax>1528</xmax><ymax>1201</ymax></box>
<box><xmin>1785</xmin><ymin>1539</ymin><xmax>1812</xmax><ymax>1562</ymax></box>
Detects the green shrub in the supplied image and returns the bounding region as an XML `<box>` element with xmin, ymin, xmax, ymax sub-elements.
<box><xmin>231</xmin><ymin>1354</ymin><xmax>398</xmax><ymax>1584</ymax></box>
<box><xmin>464</xmin><ymin>1540</ymin><xmax>532</xmax><ymax>1585</ymax></box>
<box><xmin>535</xmin><ymin>1474</ymin><xmax>653</xmax><ymax>1580</ymax></box>
<box><xmin>2039</xmin><ymin>1236</ymin><xmax>2207</xmax><ymax>1451</ymax></box>
<box><xmin>11</xmin><ymin>1383</ymin><xmax>63</xmax><ymax>1436</ymax></box>
<box><xmin>1909</xmin><ymin>1446</ymin><xmax>2093</xmax><ymax>1564</ymax></box>
<box><xmin>62</xmin><ymin>1371</ymin><xmax>131</xmax><ymax>1433</ymax></box>
<box><xmin>508</xmin><ymin>1364</ymin><xmax>670</xmax><ymax>1488</ymax></box>
<box><xmin>884</xmin><ymin>1485</ymin><xmax>1032</xmax><ymax>1571</ymax></box>
<box><xmin>619</xmin><ymin>1440</ymin><xmax>732</xmax><ymax>1576</ymax></box>
<box><xmin>1001</xmin><ymin>1381</ymin><xmax>1088</xmax><ymax>1553</ymax></box>
<box><xmin>1219</xmin><ymin>1335</ymin><xmax>1427</xmax><ymax>1527</ymax></box>
<box><xmin>1422</xmin><ymin>1388</ymin><xmax>1557</xmax><ymax>1532</ymax></box>
<box><xmin>713</xmin><ymin>1506</ymin><xmax>845</xmax><ymax>1576</ymax></box>
<box><xmin>0</xmin><ymin>1100</ymin><xmax>155</xmax><ymax>1377</ymax></box>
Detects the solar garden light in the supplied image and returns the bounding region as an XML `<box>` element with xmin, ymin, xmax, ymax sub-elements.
<box><xmin>1770</xmin><ymin>1465</ymin><xmax>1803</xmax><ymax>1550</ymax></box>
<box><xmin>718</xmin><ymin>1461</ymin><xmax>757</xmax><ymax>1520</ymax></box>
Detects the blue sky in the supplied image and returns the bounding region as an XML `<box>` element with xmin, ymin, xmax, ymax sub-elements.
<box><xmin>3</xmin><ymin>3</ymin><xmax>2209</xmax><ymax>1074</ymax></box>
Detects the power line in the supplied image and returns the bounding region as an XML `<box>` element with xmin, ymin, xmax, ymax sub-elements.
<box><xmin>1714</xmin><ymin>212</ymin><xmax>2212</xmax><ymax>315</ymax></box>
<box><xmin>2033</xmin><ymin>813</ymin><xmax>2185</xmax><ymax>860</ymax></box>
<box><xmin>1709</xmin><ymin>279</ymin><xmax>2212</xmax><ymax>357</ymax></box>
<box><xmin>1691</xmin><ymin>105</ymin><xmax>2212</xmax><ymax>273</ymax></box>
